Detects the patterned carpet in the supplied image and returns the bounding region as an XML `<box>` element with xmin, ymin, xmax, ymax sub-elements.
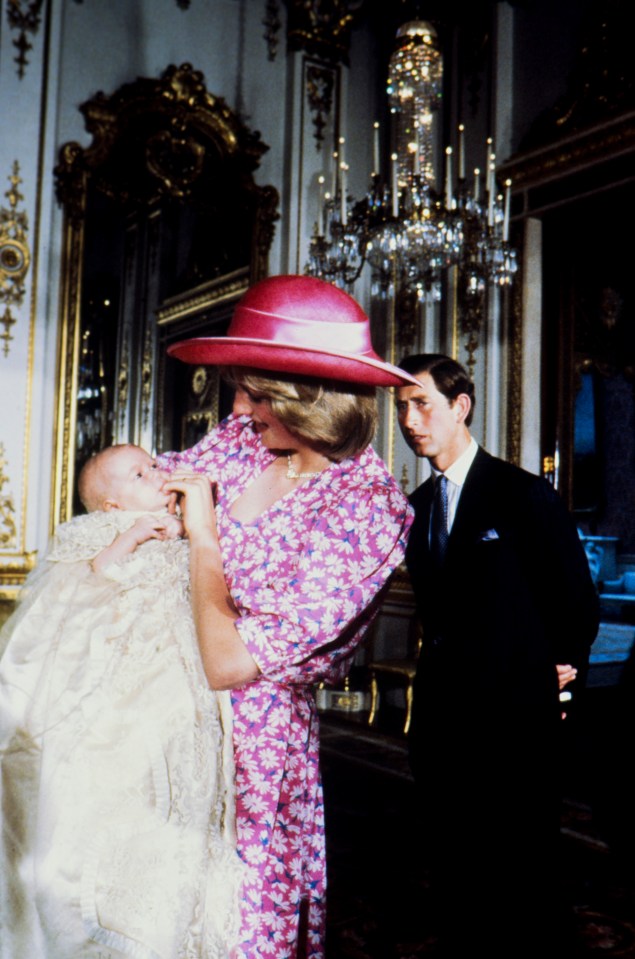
<box><xmin>319</xmin><ymin>709</ymin><xmax>635</xmax><ymax>958</ymax></box>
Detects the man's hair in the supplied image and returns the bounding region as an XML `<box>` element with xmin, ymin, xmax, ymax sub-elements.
<box><xmin>398</xmin><ymin>353</ymin><xmax>475</xmax><ymax>427</ymax></box>
<box><xmin>77</xmin><ymin>444</ymin><xmax>132</xmax><ymax>512</ymax></box>
<box><xmin>224</xmin><ymin>368</ymin><xmax>378</xmax><ymax>461</ymax></box>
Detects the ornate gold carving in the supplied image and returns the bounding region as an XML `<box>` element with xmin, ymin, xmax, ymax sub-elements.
<box><xmin>6</xmin><ymin>0</ymin><xmax>45</xmax><ymax>78</ymax></box>
<box><xmin>286</xmin><ymin>0</ymin><xmax>363</xmax><ymax>64</ymax></box>
<box><xmin>0</xmin><ymin>443</ymin><xmax>17</xmax><ymax>549</ymax></box>
<box><xmin>181</xmin><ymin>365</ymin><xmax>219</xmax><ymax>448</ymax></box>
<box><xmin>263</xmin><ymin>0</ymin><xmax>282</xmax><ymax>61</ymax></box>
<box><xmin>252</xmin><ymin>185</ymin><xmax>280</xmax><ymax>280</ymax></box>
<box><xmin>0</xmin><ymin>551</ymin><xmax>37</xmax><ymax>601</ymax></box>
<box><xmin>0</xmin><ymin>161</ymin><xmax>31</xmax><ymax>357</ymax></box>
<box><xmin>55</xmin><ymin>63</ymin><xmax>273</xmax><ymax>209</ymax></box>
<box><xmin>306</xmin><ymin>62</ymin><xmax>335</xmax><ymax>148</ymax></box>
<box><xmin>1</xmin><ymin>308</ymin><xmax>17</xmax><ymax>357</ymax></box>
<box><xmin>141</xmin><ymin>323</ymin><xmax>154</xmax><ymax>430</ymax></box>
<box><xmin>157</xmin><ymin>267</ymin><xmax>250</xmax><ymax>327</ymax></box>
<box><xmin>117</xmin><ymin>335</ymin><xmax>130</xmax><ymax>434</ymax></box>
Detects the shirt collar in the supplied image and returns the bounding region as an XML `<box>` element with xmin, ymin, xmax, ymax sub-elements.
<box><xmin>432</xmin><ymin>436</ymin><xmax>478</xmax><ymax>488</ymax></box>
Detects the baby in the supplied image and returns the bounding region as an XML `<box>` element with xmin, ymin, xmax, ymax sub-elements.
<box><xmin>0</xmin><ymin>445</ymin><xmax>242</xmax><ymax>959</ymax></box>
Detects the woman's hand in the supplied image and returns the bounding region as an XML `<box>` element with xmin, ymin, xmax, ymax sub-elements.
<box><xmin>163</xmin><ymin>471</ymin><xmax>259</xmax><ymax>689</ymax></box>
<box><xmin>163</xmin><ymin>473</ymin><xmax>218</xmax><ymax>543</ymax></box>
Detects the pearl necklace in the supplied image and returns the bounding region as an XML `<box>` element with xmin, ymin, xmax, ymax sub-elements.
<box><xmin>286</xmin><ymin>454</ymin><xmax>323</xmax><ymax>480</ymax></box>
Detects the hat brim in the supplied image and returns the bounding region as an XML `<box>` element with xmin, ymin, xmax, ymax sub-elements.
<box><xmin>167</xmin><ymin>337</ymin><xmax>420</xmax><ymax>387</ymax></box>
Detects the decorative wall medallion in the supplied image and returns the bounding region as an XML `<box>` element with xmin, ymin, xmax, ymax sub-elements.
<box><xmin>6</xmin><ymin>0</ymin><xmax>45</xmax><ymax>78</ymax></box>
<box><xmin>182</xmin><ymin>365</ymin><xmax>219</xmax><ymax>448</ymax></box>
<box><xmin>0</xmin><ymin>444</ymin><xmax>17</xmax><ymax>549</ymax></box>
<box><xmin>306</xmin><ymin>62</ymin><xmax>335</xmax><ymax>147</ymax></box>
<box><xmin>0</xmin><ymin>161</ymin><xmax>30</xmax><ymax>357</ymax></box>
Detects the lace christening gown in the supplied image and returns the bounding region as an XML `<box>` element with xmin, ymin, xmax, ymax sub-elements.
<box><xmin>0</xmin><ymin>510</ymin><xmax>243</xmax><ymax>959</ymax></box>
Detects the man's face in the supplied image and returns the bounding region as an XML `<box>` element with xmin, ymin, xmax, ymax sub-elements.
<box><xmin>395</xmin><ymin>372</ymin><xmax>468</xmax><ymax>469</ymax></box>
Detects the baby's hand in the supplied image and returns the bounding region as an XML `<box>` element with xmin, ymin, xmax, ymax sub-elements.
<box><xmin>131</xmin><ymin>513</ymin><xmax>183</xmax><ymax>545</ymax></box>
<box><xmin>160</xmin><ymin>513</ymin><xmax>185</xmax><ymax>539</ymax></box>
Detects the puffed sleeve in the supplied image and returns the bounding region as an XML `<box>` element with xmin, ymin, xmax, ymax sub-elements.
<box><xmin>232</xmin><ymin>477</ymin><xmax>413</xmax><ymax>686</ymax></box>
<box><xmin>157</xmin><ymin>415</ymin><xmax>248</xmax><ymax>473</ymax></box>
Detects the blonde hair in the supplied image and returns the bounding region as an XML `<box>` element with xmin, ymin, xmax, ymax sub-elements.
<box><xmin>225</xmin><ymin>368</ymin><xmax>378</xmax><ymax>461</ymax></box>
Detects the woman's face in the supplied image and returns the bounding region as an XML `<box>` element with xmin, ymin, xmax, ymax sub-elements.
<box><xmin>233</xmin><ymin>387</ymin><xmax>299</xmax><ymax>451</ymax></box>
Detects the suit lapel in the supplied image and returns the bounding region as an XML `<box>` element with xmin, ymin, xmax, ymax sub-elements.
<box><xmin>407</xmin><ymin>478</ymin><xmax>434</xmax><ymax>571</ymax></box>
<box><xmin>445</xmin><ymin>447</ymin><xmax>492</xmax><ymax>559</ymax></box>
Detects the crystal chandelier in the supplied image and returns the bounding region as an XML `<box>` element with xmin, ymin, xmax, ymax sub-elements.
<box><xmin>306</xmin><ymin>20</ymin><xmax>518</xmax><ymax>324</ymax></box>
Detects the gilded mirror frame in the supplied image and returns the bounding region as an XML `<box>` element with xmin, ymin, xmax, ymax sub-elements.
<box><xmin>52</xmin><ymin>63</ymin><xmax>278</xmax><ymax>528</ymax></box>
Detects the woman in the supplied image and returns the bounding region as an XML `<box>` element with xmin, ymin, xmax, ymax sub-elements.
<box><xmin>162</xmin><ymin>274</ymin><xmax>417</xmax><ymax>959</ymax></box>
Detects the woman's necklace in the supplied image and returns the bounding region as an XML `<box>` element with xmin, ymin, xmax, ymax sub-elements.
<box><xmin>286</xmin><ymin>454</ymin><xmax>323</xmax><ymax>480</ymax></box>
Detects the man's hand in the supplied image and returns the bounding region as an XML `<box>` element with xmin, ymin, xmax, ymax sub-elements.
<box><xmin>556</xmin><ymin>663</ymin><xmax>578</xmax><ymax>720</ymax></box>
<box><xmin>556</xmin><ymin>663</ymin><xmax>577</xmax><ymax>690</ymax></box>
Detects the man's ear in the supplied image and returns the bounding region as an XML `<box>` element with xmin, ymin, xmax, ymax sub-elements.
<box><xmin>452</xmin><ymin>393</ymin><xmax>471</xmax><ymax>424</ymax></box>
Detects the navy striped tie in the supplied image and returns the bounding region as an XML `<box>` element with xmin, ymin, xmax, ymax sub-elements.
<box><xmin>430</xmin><ymin>474</ymin><xmax>449</xmax><ymax>565</ymax></box>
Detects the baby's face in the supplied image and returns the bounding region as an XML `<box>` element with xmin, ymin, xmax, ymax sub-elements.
<box><xmin>105</xmin><ymin>447</ymin><xmax>173</xmax><ymax>512</ymax></box>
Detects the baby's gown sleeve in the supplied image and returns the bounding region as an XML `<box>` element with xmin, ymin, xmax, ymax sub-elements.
<box><xmin>0</xmin><ymin>511</ymin><xmax>243</xmax><ymax>959</ymax></box>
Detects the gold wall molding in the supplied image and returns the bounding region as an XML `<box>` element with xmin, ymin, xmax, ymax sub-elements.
<box><xmin>6</xmin><ymin>0</ymin><xmax>45</xmax><ymax>79</ymax></box>
<box><xmin>0</xmin><ymin>551</ymin><xmax>37</xmax><ymax>601</ymax></box>
<box><xmin>0</xmin><ymin>443</ymin><xmax>17</xmax><ymax>549</ymax></box>
<box><xmin>0</xmin><ymin>161</ymin><xmax>31</xmax><ymax>358</ymax></box>
<box><xmin>500</xmin><ymin>112</ymin><xmax>635</xmax><ymax>231</ymax></box>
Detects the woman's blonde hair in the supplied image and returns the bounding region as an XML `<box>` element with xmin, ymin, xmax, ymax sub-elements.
<box><xmin>225</xmin><ymin>368</ymin><xmax>378</xmax><ymax>461</ymax></box>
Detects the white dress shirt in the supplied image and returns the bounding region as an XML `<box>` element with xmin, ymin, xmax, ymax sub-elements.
<box><xmin>430</xmin><ymin>437</ymin><xmax>478</xmax><ymax>533</ymax></box>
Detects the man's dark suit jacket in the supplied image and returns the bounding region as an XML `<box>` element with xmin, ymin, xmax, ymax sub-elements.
<box><xmin>406</xmin><ymin>446</ymin><xmax>598</xmax><ymax>740</ymax></box>
<box><xmin>405</xmin><ymin>446</ymin><xmax>599</xmax><ymax>948</ymax></box>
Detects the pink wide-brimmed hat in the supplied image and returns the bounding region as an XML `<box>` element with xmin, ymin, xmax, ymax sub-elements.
<box><xmin>167</xmin><ymin>274</ymin><xmax>419</xmax><ymax>387</ymax></box>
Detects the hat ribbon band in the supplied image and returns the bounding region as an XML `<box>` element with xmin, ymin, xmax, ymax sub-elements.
<box><xmin>231</xmin><ymin>306</ymin><xmax>376</xmax><ymax>356</ymax></box>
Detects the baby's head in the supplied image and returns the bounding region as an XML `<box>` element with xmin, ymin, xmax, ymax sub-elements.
<box><xmin>78</xmin><ymin>445</ymin><xmax>173</xmax><ymax>513</ymax></box>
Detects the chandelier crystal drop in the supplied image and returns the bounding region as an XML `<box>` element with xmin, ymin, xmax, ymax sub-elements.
<box><xmin>305</xmin><ymin>19</ymin><xmax>518</xmax><ymax>312</ymax></box>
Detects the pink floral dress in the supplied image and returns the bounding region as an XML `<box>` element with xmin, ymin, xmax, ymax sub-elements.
<box><xmin>161</xmin><ymin>416</ymin><xmax>412</xmax><ymax>958</ymax></box>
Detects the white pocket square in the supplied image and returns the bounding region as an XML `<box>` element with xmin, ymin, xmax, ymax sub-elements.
<box><xmin>479</xmin><ymin>528</ymin><xmax>499</xmax><ymax>541</ymax></box>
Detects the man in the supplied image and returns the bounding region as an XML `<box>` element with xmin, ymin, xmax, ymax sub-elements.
<box><xmin>396</xmin><ymin>353</ymin><xmax>599</xmax><ymax>958</ymax></box>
